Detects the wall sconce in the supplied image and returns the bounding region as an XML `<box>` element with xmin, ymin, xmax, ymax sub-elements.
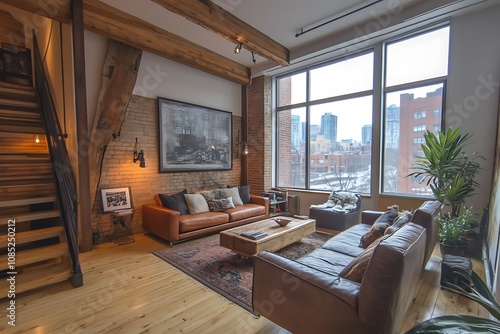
<box><xmin>133</xmin><ymin>137</ymin><xmax>146</xmax><ymax>168</ymax></box>
<box><xmin>235</xmin><ymin>130</ymin><xmax>248</xmax><ymax>158</ymax></box>
<box><xmin>234</xmin><ymin>43</ymin><xmax>242</xmax><ymax>54</ymax></box>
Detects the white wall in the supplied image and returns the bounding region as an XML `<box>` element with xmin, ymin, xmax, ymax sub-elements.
<box><xmin>447</xmin><ymin>5</ymin><xmax>500</xmax><ymax>211</ymax></box>
<box><xmin>132</xmin><ymin>51</ymin><xmax>241</xmax><ymax>114</ymax></box>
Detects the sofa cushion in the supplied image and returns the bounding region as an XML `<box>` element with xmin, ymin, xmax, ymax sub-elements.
<box><xmin>225</xmin><ymin>204</ymin><xmax>266</xmax><ymax>222</ymax></box>
<box><xmin>321</xmin><ymin>223</ymin><xmax>370</xmax><ymax>257</ymax></box>
<box><xmin>223</xmin><ymin>187</ymin><xmax>243</xmax><ymax>206</ymax></box>
<box><xmin>158</xmin><ymin>189</ymin><xmax>190</xmax><ymax>215</ymax></box>
<box><xmin>179</xmin><ymin>212</ymin><xmax>229</xmax><ymax>233</ymax></box>
<box><xmin>184</xmin><ymin>193</ymin><xmax>210</xmax><ymax>214</ymax></box>
<box><xmin>296</xmin><ymin>248</ymin><xmax>356</xmax><ymax>276</ymax></box>
<box><xmin>207</xmin><ymin>197</ymin><xmax>235</xmax><ymax>212</ymax></box>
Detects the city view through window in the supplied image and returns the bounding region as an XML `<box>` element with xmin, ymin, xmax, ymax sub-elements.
<box><xmin>276</xmin><ymin>26</ymin><xmax>449</xmax><ymax>196</ymax></box>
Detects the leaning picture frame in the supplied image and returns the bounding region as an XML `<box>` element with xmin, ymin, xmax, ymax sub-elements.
<box><xmin>100</xmin><ymin>187</ymin><xmax>133</xmax><ymax>213</ymax></box>
<box><xmin>158</xmin><ymin>97</ymin><xmax>232</xmax><ymax>173</ymax></box>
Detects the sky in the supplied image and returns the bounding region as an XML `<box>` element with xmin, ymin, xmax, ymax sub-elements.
<box><xmin>287</xmin><ymin>26</ymin><xmax>450</xmax><ymax>142</ymax></box>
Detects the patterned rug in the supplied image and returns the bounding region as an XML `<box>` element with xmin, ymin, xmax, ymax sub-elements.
<box><xmin>152</xmin><ymin>231</ymin><xmax>332</xmax><ymax>313</ymax></box>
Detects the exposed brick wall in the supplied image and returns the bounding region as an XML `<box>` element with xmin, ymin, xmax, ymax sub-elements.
<box><xmin>91</xmin><ymin>95</ymin><xmax>242</xmax><ymax>242</ymax></box>
<box><xmin>247</xmin><ymin>75</ymin><xmax>272</xmax><ymax>195</ymax></box>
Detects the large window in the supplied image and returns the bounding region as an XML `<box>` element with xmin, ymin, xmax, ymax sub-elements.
<box><xmin>276</xmin><ymin>52</ymin><xmax>374</xmax><ymax>193</ymax></box>
<box><xmin>382</xmin><ymin>27</ymin><xmax>449</xmax><ymax>196</ymax></box>
<box><xmin>275</xmin><ymin>25</ymin><xmax>450</xmax><ymax>197</ymax></box>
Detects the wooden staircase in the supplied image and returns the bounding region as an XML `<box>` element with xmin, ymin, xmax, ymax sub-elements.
<box><xmin>0</xmin><ymin>83</ymin><xmax>73</xmax><ymax>295</ymax></box>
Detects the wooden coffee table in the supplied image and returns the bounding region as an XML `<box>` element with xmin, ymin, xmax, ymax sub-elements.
<box><xmin>219</xmin><ymin>217</ymin><xmax>316</xmax><ymax>257</ymax></box>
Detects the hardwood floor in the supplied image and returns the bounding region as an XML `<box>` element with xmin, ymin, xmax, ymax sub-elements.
<box><xmin>0</xmin><ymin>233</ymin><xmax>488</xmax><ymax>334</ymax></box>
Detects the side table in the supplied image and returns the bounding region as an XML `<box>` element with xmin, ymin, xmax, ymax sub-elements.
<box><xmin>111</xmin><ymin>209</ymin><xmax>135</xmax><ymax>245</ymax></box>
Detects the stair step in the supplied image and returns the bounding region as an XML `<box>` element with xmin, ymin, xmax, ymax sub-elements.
<box><xmin>0</xmin><ymin>122</ymin><xmax>44</xmax><ymax>134</ymax></box>
<box><xmin>0</xmin><ymin>108</ymin><xmax>40</xmax><ymax>121</ymax></box>
<box><xmin>0</xmin><ymin>226</ymin><xmax>64</xmax><ymax>248</ymax></box>
<box><xmin>0</xmin><ymin>171</ymin><xmax>54</xmax><ymax>182</ymax></box>
<box><xmin>0</xmin><ymin>209</ymin><xmax>60</xmax><ymax>225</ymax></box>
<box><xmin>0</xmin><ymin>85</ymin><xmax>36</xmax><ymax>97</ymax></box>
<box><xmin>1</xmin><ymin>163</ymin><xmax>52</xmax><ymax>174</ymax></box>
<box><xmin>0</xmin><ymin>261</ymin><xmax>72</xmax><ymax>295</ymax></box>
<box><xmin>0</xmin><ymin>195</ymin><xmax>57</xmax><ymax>208</ymax></box>
<box><xmin>0</xmin><ymin>98</ymin><xmax>38</xmax><ymax>109</ymax></box>
<box><xmin>0</xmin><ymin>153</ymin><xmax>50</xmax><ymax>163</ymax></box>
<box><xmin>0</xmin><ymin>180</ymin><xmax>54</xmax><ymax>189</ymax></box>
<box><xmin>0</xmin><ymin>243</ymin><xmax>68</xmax><ymax>270</ymax></box>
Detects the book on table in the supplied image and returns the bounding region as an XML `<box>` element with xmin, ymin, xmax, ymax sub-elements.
<box><xmin>240</xmin><ymin>230</ymin><xmax>268</xmax><ymax>240</ymax></box>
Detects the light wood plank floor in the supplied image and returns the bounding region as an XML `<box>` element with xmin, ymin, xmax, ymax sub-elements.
<box><xmin>0</xmin><ymin>233</ymin><xmax>487</xmax><ymax>334</ymax></box>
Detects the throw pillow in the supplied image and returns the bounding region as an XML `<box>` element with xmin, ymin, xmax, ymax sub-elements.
<box><xmin>158</xmin><ymin>189</ymin><xmax>190</xmax><ymax>215</ymax></box>
<box><xmin>340</xmin><ymin>234</ymin><xmax>389</xmax><ymax>283</ymax></box>
<box><xmin>359</xmin><ymin>222</ymin><xmax>390</xmax><ymax>248</ymax></box>
<box><xmin>223</xmin><ymin>187</ymin><xmax>243</xmax><ymax>206</ymax></box>
<box><xmin>238</xmin><ymin>185</ymin><xmax>251</xmax><ymax>204</ymax></box>
<box><xmin>339</xmin><ymin>246</ymin><xmax>374</xmax><ymax>283</ymax></box>
<box><xmin>393</xmin><ymin>211</ymin><xmax>413</xmax><ymax>229</ymax></box>
<box><xmin>200</xmin><ymin>189</ymin><xmax>226</xmax><ymax>202</ymax></box>
<box><xmin>374</xmin><ymin>205</ymin><xmax>400</xmax><ymax>225</ymax></box>
<box><xmin>184</xmin><ymin>193</ymin><xmax>210</xmax><ymax>214</ymax></box>
<box><xmin>208</xmin><ymin>197</ymin><xmax>235</xmax><ymax>212</ymax></box>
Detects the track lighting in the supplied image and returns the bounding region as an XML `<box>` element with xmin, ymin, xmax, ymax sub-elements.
<box><xmin>234</xmin><ymin>43</ymin><xmax>242</xmax><ymax>54</ymax></box>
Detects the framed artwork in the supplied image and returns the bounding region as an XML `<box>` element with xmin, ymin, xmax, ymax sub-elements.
<box><xmin>100</xmin><ymin>187</ymin><xmax>133</xmax><ymax>213</ymax></box>
<box><xmin>1</xmin><ymin>43</ymin><xmax>32</xmax><ymax>86</ymax></box>
<box><xmin>158</xmin><ymin>97</ymin><xmax>232</xmax><ymax>173</ymax></box>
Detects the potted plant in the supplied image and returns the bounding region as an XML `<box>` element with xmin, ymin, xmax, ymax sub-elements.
<box><xmin>437</xmin><ymin>207</ymin><xmax>473</xmax><ymax>256</ymax></box>
<box><xmin>408</xmin><ymin>128</ymin><xmax>484</xmax><ymax>217</ymax></box>
<box><xmin>408</xmin><ymin>128</ymin><xmax>484</xmax><ymax>255</ymax></box>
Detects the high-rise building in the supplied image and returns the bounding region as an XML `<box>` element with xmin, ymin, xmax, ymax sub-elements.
<box><xmin>291</xmin><ymin>115</ymin><xmax>301</xmax><ymax>151</ymax></box>
<box><xmin>320</xmin><ymin>113</ymin><xmax>338</xmax><ymax>144</ymax></box>
<box><xmin>362</xmin><ymin>124</ymin><xmax>372</xmax><ymax>146</ymax></box>
<box><xmin>385</xmin><ymin>104</ymin><xmax>400</xmax><ymax>149</ymax></box>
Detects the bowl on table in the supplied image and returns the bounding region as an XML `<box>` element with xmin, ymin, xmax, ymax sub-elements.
<box><xmin>273</xmin><ymin>217</ymin><xmax>292</xmax><ymax>227</ymax></box>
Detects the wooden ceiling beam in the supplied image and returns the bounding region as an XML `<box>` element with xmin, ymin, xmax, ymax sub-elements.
<box><xmin>0</xmin><ymin>0</ymin><xmax>251</xmax><ymax>85</ymax></box>
<box><xmin>151</xmin><ymin>0</ymin><xmax>290</xmax><ymax>67</ymax></box>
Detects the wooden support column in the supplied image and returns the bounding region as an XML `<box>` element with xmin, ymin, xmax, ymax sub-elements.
<box><xmin>241</xmin><ymin>85</ymin><xmax>248</xmax><ymax>186</ymax></box>
<box><xmin>72</xmin><ymin>0</ymin><xmax>92</xmax><ymax>252</ymax></box>
<box><xmin>88</xmin><ymin>41</ymin><xmax>142</xmax><ymax>209</ymax></box>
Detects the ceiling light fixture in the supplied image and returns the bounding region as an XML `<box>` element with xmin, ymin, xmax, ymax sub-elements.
<box><xmin>295</xmin><ymin>0</ymin><xmax>383</xmax><ymax>38</ymax></box>
<box><xmin>234</xmin><ymin>43</ymin><xmax>242</xmax><ymax>54</ymax></box>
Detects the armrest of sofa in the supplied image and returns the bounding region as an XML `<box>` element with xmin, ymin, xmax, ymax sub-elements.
<box><xmin>361</xmin><ymin>210</ymin><xmax>384</xmax><ymax>225</ymax></box>
<box><xmin>250</xmin><ymin>195</ymin><xmax>269</xmax><ymax>217</ymax></box>
<box><xmin>253</xmin><ymin>251</ymin><xmax>359</xmax><ymax>316</ymax></box>
<box><xmin>142</xmin><ymin>203</ymin><xmax>181</xmax><ymax>242</ymax></box>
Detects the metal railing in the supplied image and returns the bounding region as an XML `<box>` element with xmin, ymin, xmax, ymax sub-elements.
<box><xmin>33</xmin><ymin>35</ymin><xmax>82</xmax><ymax>286</ymax></box>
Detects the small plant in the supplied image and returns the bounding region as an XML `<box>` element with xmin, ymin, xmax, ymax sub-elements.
<box><xmin>438</xmin><ymin>207</ymin><xmax>474</xmax><ymax>246</ymax></box>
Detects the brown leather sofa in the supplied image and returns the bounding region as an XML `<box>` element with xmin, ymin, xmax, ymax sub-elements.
<box><xmin>142</xmin><ymin>194</ymin><xmax>269</xmax><ymax>245</ymax></box>
<box><xmin>252</xmin><ymin>201</ymin><xmax>441</xmax><ymax>334</ymax></box>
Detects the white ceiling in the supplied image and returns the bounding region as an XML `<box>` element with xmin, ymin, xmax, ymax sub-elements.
<box><xmin>101</xmin><ymin>0</ymin><xmax>499</xmax><ymax>76</ymax></box>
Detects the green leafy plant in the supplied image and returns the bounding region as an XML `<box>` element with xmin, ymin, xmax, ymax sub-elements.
<box><xmin>406</xmin><ymin>269</ymin><xmax>500</xmax><ymax>333</ymax></box>
<box><xmin>438</xmin><ymin>207</ymin><xmax>474</xmax><ymax>246</ymax></box>
<box><xmin>408</xmin><ymin>128</ymin><xmax>484</xmax><ymax>217</ymax></box>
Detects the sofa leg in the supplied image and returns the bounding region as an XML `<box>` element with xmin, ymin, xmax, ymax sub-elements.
<box><xmin>169</xmin><ymin>241</ymin><xmax>174</xmax><ymax>248</ymax></box>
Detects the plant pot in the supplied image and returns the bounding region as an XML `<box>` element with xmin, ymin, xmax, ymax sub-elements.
<box><xmin>440</xmin><ymin>242</ymin><xmax>466</xmax><ymax>257</ymax></box>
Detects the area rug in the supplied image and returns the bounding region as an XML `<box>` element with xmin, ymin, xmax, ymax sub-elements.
<box><xmin>152</xmin><ymin>231</ymin><xmax>332</xmax><ymax>313</ymax></box>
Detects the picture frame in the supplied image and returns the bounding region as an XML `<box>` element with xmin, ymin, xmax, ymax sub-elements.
<box><xmin>100</xmin><ymin>187</ymin><xmax>133</xmax><ymax>213</ymax></box>
<box><xmin>1</xmin><ymin>43</ymin><xmax>32</xmax><ymax>86</ymax></box>
<box><xmin>158</xmin><ymin>97</ymin><xmax>232</xmax><ymax>173</ymax></box>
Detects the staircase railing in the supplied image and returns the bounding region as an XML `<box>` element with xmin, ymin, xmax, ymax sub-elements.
<box><xmin>33</xmin><ymin>35</ymin><xmax>83</xmax><ymax>287</ymax></box>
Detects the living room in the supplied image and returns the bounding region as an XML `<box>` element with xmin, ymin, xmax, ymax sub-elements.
<box><xmin>1</xmin><ymin>0</ymin><xmax>500</xmax><ymax>333</ymax></box>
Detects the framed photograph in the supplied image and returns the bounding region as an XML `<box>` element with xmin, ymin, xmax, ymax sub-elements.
<box><xmin>158</xmin><ymin>97</ymin><xmax>232</xmax><ymax>173</ymax></box>
<box><xmin>100</xmin><ymin>187</ymin><xmax>133</xmax><ymax>213</ymax></box>
<box><xmin>1</xmin><ymin>43</ymin><xmax>32</xmax><ymax>86</ymax></box>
